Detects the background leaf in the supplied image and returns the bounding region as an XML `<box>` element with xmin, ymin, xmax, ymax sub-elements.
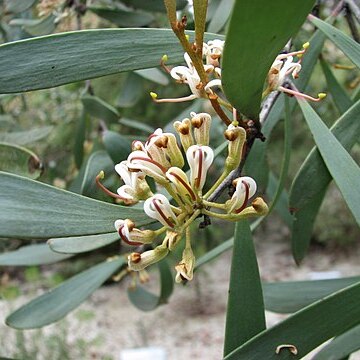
<box><xmin>309</xmin><ymin>15</ymin><xmax>360</xmax><ymax>68</ymax></box>
<box><xmin>224</xmin><ymin>281</ymin><xmax>360</xmax><ymax>359</ymax></box>
<box><xmin>127</xmin><ymin>259</ymin><xmax>174</xmax><ymax>311</ymax></box>
<box><xmin>297</xmin><ymin>99</ymin><xmax>360</xmax><ymax>226</ymax></box>
<box><xmin>0</xmin><ymin>126</ymin><xmax>53</xmax><ymax>145</ymax></box>
<box><xmin>223</xmin><ymin>220</ymin><xmax>265</xmax><ymax>356</ymax></box>
<box><xmin>0</xmin><ymin>244</ymin><xmax>73</xmax><ymax>265</ymax></box>
<box><xmin>48</xmin><ymin>232</ymin><xmax>119</xmax><ymax>254</ymax></box>
<box><xmin>6</xmin><ymin>257</ymin><xmax>125</xmax><ymax>328</ymax></box>
<box><xmin>0</xmin><ymin>171</ymin><xmax>150</xmax><ymax>239</ymax></box>
<box><xmin>0</xmin><ymin>143</ymin><xmax>43</xmax><ymax>179</ymax></box>
<box><xmin>0</xmin><ymin>29</ymin><xmax>223</xmax><ymax>93</ymax></box>
<box><xmin>82</xmin><ymin>95</ymin><xmax>119</xmax><ymax>123</ymax></box>
<box><xmin>102</xmin><ymin>130</ymin><xmax>131</xmax><ymax>164</ymax></box>
<box><xmin>263</xmin><ymin>276</ymin><xmax>360</xmax><ymax>313</ymax></box>
<box><xmin>222</xmin><ymin>0</ymin><xmax>315</xmax><ymax>118</ymax></box>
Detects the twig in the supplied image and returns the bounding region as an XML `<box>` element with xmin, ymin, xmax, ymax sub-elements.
<box><xmin>345</xmin><ymin>0</ymin><xmax>360</xmax><ymax>23</ymax></box>
<box><xmin>344</xmin><ymin>3</ymin><xmax>360</xmax><ymax>42</ymax></box>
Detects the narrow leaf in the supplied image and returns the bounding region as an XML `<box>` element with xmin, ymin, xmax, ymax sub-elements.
<box><xmin>102</xmin><ymin>130</ymin><xmax>131</xmax><ymax>164</ymax></box>
<box><xmin>297</xmin><ymin>99</ymin><xmax>360</xmax><ymax>226</ymax></box>
<box><xmin>127</xmin><ymin>259</ymin><xmax>174</xmax><ymax>311</ymax></box>
<box><xmin>0</xmin><ymin>171</ymin><xmax>149</xmax><ymax>239</ymax></box>
<box><xmin>223</xmin><ymin>0</ymin><xmax>315</xmax><ymax>118</ymax></box>
<box><xmin>87</xmin><ymin>6</ymin><xmax>154</xmax><ymax>27</ymax></box>
<box><xmin>314</xmin><ymin>323</ymin><xmax>360</xmax><ymax>360</ymax></box>
<box><xmin>263</xmin><ymin>276</ymin><xmax>360</xmax><ymax>314</ymax></box>
<box><xmin>224</xmin><ymin>281</ymin><xmax>360</xmax><ymax>359</ymax></box>
<box><xmin>0</xmin><ymin>126</ymin><xmax>53</xmax><ymax>145</ymax></box>
<box><xmin>309</xmin><ymin>15</ymin><xmax>360</xmax><ymax>68</ymax></box>
<box><xmin>207</xmin><ymin>0</ymin><xmax>234</xmax><ymax>34</ymax></box>
<box><xmin>223</xmin><ymin>220</ymin><xmax>265</xmax><ymax>356</ymax></box>
<box><xmin>6</xmin><ymin>257</ymin><xmax>125</xmax><ymax>328</ymax></box>
<box><xmin>0</xmin><ymin>29</ymin><xmax>222</xmax><ymax>93</ymax></box>
<box><xmin>123</xmin><ymin>0</ymin><xmax>188</xmax><ymax>13</ymax></box>
<box><xmin>4</xmin><ymin>0</ymin><xmax>36</xmax><ymax>13</ymax></box>
<box><xmin>193</xmin><ymin>0</ymin><xmax>208</xmax><ymax>50</ymax></box>
<box><xmin>0</xmin><ymin>142</ymin><xmax>43</xmax><ymax>179</ymax></box>
<box><xmin>119</xmin><ymin>118</ymin><xmax>154</xmax><ymax>133</ymax></box>
<box><xmin>117</xmin><ymin>73</ymin><xmax>143</xmax><ymax>108</ymax></box>
<box><xmin>82</xmin><ymin>95</ymin><xmax>119</xmax><ymax>123</ymax></box>
<box><xmin>48</xmin><ymin>232</ymin><xmax>119</xmax><ymax>254</ymax></box>
<box><xmin>320</xmin><ymin>58</ymin><xmax>353</xmax><ymax>114</ymax></box>
<box><xmin>0</xmin><ymin>244</ymin><xmax>72</xmax><ymax>266</ymax></box>
<box><xmin>134</xmin><ymin>68</ymin><xmax>169</xmax><ymax>85</ymax></box>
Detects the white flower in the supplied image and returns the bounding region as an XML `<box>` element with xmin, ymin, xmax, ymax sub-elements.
<box><xmin>227</xmin><ymin>176</ymin><xmax>257</xmax><ymax>214</ymax></box>
<box><xmin>166</xmin><ymin>167</ymin><xmax>197</xmax><ymax>206</ymax></box>
<box><xmin>186</xmin><ymin>145</ymin><xmax>214</xmax><ymax>191</ymax></box>
<box><xmin>203</xmin><ymin>39</ymin><xmax>225</xmax><ymax>67</ymax></box>
<box><xmin>127</xmin><ymin>150</ymin><xmax>167</xmax><ymax>184</ymax></box>
<box><xmin>114</xmin><ymin>219</ymin><xmax>155</xmax><ymax>245</ymax></box>
<box><xmin>144</xmin><ymin>194</ymin><xmax>178</xmax><ymax>228</ymax></box>
<box><xmin>115</xmin><ymin>161</ymin><xmax>144</xmax><ymax>202</ymax></box>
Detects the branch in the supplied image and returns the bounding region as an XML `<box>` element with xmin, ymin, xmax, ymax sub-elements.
<box><xmin>345</xmin><ymin>3</ymin><xmax>360</xmax><ymax>42</ymax></box>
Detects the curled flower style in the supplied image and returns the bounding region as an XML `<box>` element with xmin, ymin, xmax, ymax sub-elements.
<box><xmin>265</xmin><ymin>42</ymin><xmax>326</xmax><ymax>102</ymax></box>
<box><xmin>96</xmin><ymin>112</ymin><xmax>268</xmax><ymax>284</ymax></box>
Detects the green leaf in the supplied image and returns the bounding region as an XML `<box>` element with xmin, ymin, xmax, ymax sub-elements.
<box><xmin>11</xmin><ymin>15</ymin><xmax>57</xmax><ymax>36</ymax></box>
<box><xmin>4</xmin><ymin>0</ymin><xmax>37</xmax><ymax>13</ymax></box>
<box><xmin>309</xmin><ymin>15</ymin><xmax>360</xmax><ymax>68</ymax></box>
<box><xmin>289</xmin><ymin>100</ymin><xmax>360</xmax><ymax>261</ymax></box>
<box><xmin>223</xmin><ymin>220</ymin><xmax>265</xmax><ymax>356</ymax></box>
<box><xmin>222</xmin><ymin>0</ymin><xmax>315</xmax><ymax>119</ymax></box>
<box><xmin>127</xmin><ymin>259</ymin><xmax>174</xmax><ymax>311</ymax></box>
<box><xmin>224</xmin><ymin>281</ymin><xmax>360</xmax><ymax>359</ymax></box>
<box><xmin>297</xmin><ymin>99</ymin><xmax>360</xmax><ymax>226</ymax></box>
<box><xmin>263</xmin><ymin>276</ymin><xmax>360</xmax><ymax>314</ymax></box>
<box><xmin>81</xmin><ymin>150</ymin><xmax>114</xmax><ymax>193</ymax></box>
<box><xmin>48</xmin><ymin>232</ymin><xmax>119</xmax><ymax>254</ymax></box>
<box><xmin>207</xmin><ymin>0</ymin><xmax>234</xmax><ymax>34</ymax></box>
<box><xmin>0</xmin><ymin>29</ymin><xmax>222</xmax><ymax>93</ymax></box>
<box><xmin>117</xmin><ymin>73</ymin><xmax>143</xmax><ymax>108</ymax></box>
<box><xmin>87</xmin><ymin>6</ymin><xmax>154</xmax><ymax>27</ymax></box>
<box><xmin>134</xmin><ymin>68</ymin><xmax>169</xmax><ymax>85</ymax></box>
<box><xmin>74</xmin><ymin>110</ymin><xmax>87</xmax><ymax>169</ymax></box>
<box><xmin>102</xmin><ymin>130</ymin><xmax>131</xmax><ymax>164</ymax></box>
<box><xmin>291</xmin><ymin>189</ymin><xmax>326</xmax><ymax>264</ymax></box>
<box><xmin>122</xmin><ymin>0</ymin><xmax>188</xmax><ymax>13</ymax></box>
<box><xmin>82</xmin><ymin>95</ymin><xmax>119</xmax><ymax>123</ymax></box>
<box><xmin>193</xmin><ymin>0</ymin><xmax>208</xmax><ymax>50</ymax></box>
<box><xmin>0</xmin><ymin>126</ymin><xmax>53</xmax><ymax>145</ymax></box>
<box><xmin>0</xmin><ymin>142</ymin><xmax>43</xmax><ymax>179</ymax></box>
<box><xmin>267</xmin><ymin>97</ymin><xmax>291</xmax><ymax>215</ymax></box>
<box><xmin>0</xmin><ymin>171</ymin><xmax>149</xmax><ymax>239</ymax></box>
<box><xmin>266</xmin><ymin>172</ymin><xmax>292</xmax><ymax>228</ymax></box>
<box><xmin>0</xmin><ymin>244</ymin><xmax>73</xmax><ymax>265</ymax></box>
<box><xmin>6</xmin><ymin>257</ymin><xmax>125</xmax><ymax>328</ymax></box>
<box><xmin>314</xmin><ymin>323</ymin><xmax>360</xmax><ymax>360</ymax></box>
<box><xmin>320</xmin><ymin>58</ymin><xmax>353</xmax><ymax>114</ymax></box>
<box><xmin>119</xmin><ymin>117</ymin><xmax>154</xmax><ymax>133</ymax></box>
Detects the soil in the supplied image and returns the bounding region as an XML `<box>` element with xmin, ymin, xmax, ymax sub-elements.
<box><xmin>1</xmin><ymin>220</ymin><xmax>360</xmax><ymax>360</ymax></box>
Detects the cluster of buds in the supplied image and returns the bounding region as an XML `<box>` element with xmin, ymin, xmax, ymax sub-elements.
<box><xmin>98</xmin><ymin>112</ymin><xmax>268</xmax><ymax>283</ymax></box>
<box><xmin>150</xmin><ymin>39</ymin><xmax>224</xmax><ymax>103</ymax></box>
<box><xmin>264</xmin><ymin>42</ymin><xmax>326</xmax><ymax>102</ymax></box>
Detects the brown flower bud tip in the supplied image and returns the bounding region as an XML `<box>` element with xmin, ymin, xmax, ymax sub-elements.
<box><xmin>178</xmin><ymin>124</ymin><xmax>190</xmax><ymax>135</ymax></box>
<box><xmin>224</xmin><ymin>129</ymin><xmax>238</xmax><ymax>141</ymax></box>
<box><xmin>129</xmin><ymin>252</ymin><xmax>141</xmax><ymax>264</ymax></box>
<box><xmin>210</xmin><ymin>54</ymin><xmax>221</xmax><ymax>60</ymax></box>
<box><xmin>232</xmin><ymin>178</ymin><xmax>239</xmax><ymax>187</ymax></box>
<box><xmin>125</xmin><ymin>219</ymin><xmax>135</xmax><ymax>232</ymax></box>
<box><xmin>252</xmin><ymin>197</ymin><xmax>268</xmax><ymax>215</ymax></box>
<box><xmin>196</xmin><ymin>82</ymin><xmax>204</xmax><ymax>90</ymax></box>
<box><xmin>270</xmin><ymin>68</ymin><xmax>279</xmax><ymax>75</ymax></box>
<box><xmin>154</xmin><ymin>135</ymin><xmax>168</xmax><ymax>148</ymax></box>
<box><xmin>191</xmin><ymin>117</ymin><xmax>203</xmax><ymax>129</ymax></box>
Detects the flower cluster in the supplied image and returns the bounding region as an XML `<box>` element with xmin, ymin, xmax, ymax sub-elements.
<box><xmin>150</xmin><ymin>39</ymin><xmax>224</xmax><ymax>103</ymax></box>
<box><xmin>100</xmin><ymin>112</ymin><xmax>268</xmax><ymax>283</ymax></box>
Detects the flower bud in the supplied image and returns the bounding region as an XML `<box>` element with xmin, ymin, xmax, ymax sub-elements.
<box><xmin>114</xmin><ymin>219</ymin><xmax>156</xmax><ymax>245</ymax></box>
<box><xmin>226</xmin><ymin>176</ymin><xmax>257</xmax><ymax>214</ymax></box>
<box><xmin>166</xmin><ymin>167</ymin><xmax>196</xmax><ymax>206</ymax></box>
<box><xmin>174</xmin><ymin>118</ymin><xmax>194</xmax><ymax>152</ymax></box>
<box><xmin>128</xmin><ymin>243</ymin><xmax>169</xmax><ymax>271</ymax></box>
<box><xmin>164</xmin><ymin>230</ymin><xmax>182</xmax><ymax>251</ymax></box>
<box><xmin>175</xmin><ymin>246</ymin><xmax>195</xmax><ymax>283</ymax></box>
<box><xmin>224</xmin><ymin>125</ymin><xmax>246</xmax><ymax>170</ymax></box>
<box><xmin>190</xmin><ymin>112</ymin><xmax>212</xmax><ymax>146</ymax></box>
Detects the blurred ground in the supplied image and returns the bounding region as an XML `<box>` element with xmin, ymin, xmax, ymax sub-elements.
<box><xmin>1</xmin><ymin>220</ymin><xmax>360</xmax><ymax>359</ymax></box>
